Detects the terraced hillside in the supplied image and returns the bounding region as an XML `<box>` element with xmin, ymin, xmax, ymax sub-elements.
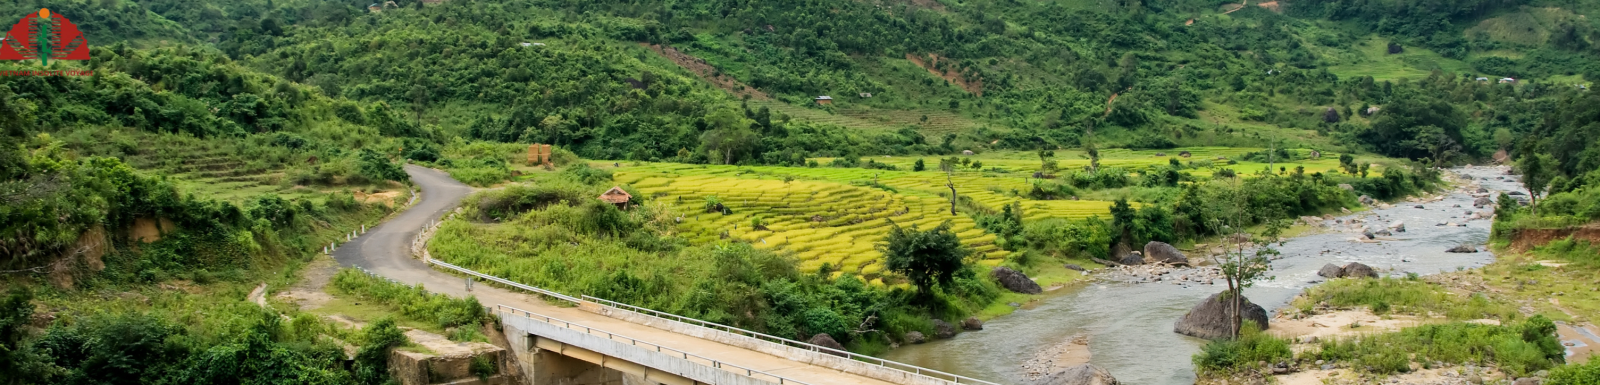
<box><xmin>612</xmin><ymin>162</ymin><xmax>1129</xmax><ymax>278</ymax></box>
<box><xmin>56</xmin><ymin>129</ymin><xmax>406</xmax><ymax>206</ymax></box>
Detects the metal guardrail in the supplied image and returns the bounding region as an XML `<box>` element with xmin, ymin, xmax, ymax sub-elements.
<box><xmin>425</xmin><ymin>258</ymin><xmax>582</xmax><ymax>303</ymax></box>
<box><xmin>582</xmin><ymin>295</ymin><xmax>1003</xmax><ymax>385</ymax></box>
<box><xmin>496</xmin><ymin>304</ymin><xmax>813</xmax><ymax>385</ymax></box>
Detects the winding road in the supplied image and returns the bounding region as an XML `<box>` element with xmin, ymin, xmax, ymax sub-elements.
<box><xmin>331</xmin><ymin>165</ymin><xmax>902</xmax><ymax>385</ymax></box>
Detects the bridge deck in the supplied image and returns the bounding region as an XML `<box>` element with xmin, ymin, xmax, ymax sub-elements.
<box><xmin>350</xmin><ymin>252</ymin><xmax>899</xmax><ymax>385</ymax></box>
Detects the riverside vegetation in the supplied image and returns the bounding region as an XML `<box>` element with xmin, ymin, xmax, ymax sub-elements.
<box><xmin>2</xmin><ymin>0</ymin><xmax>1600</xmax><ymax>383</ymax></box>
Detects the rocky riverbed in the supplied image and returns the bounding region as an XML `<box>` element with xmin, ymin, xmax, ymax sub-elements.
<box><xmin>882</xmin><ymin>167</ymin><xmax>1522</xmax><ymax>385</ymax></box>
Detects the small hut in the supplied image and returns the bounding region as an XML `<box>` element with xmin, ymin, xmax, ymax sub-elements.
<box><xmin>814</xmin><ymin>96</ymin><xmax>834</xmax><ymax>105</ymax></box>
<box><xmin>858</xmin><ymin>93</ymin><xmax>873</xmax><ymax>98</ymax></box>
<box><xmin>962</xmin><ymin>150</ymin><xmax>975</xmax><ymax>155</ymax></box>
<box><xmin>1179</xmin><ymin>151</ymin><xmax>1192</xmax><ymax>158</ymax></box>
<box><xmin>599</xmin><ymin>187</ymin><xmax>632</xmax><ymax>210</ymax></box>
<box><xmin>1309</xmin><ymin>150</ymin><xmax>1322</xmax><ymax>159</ymax></box>
<box><xmin>367</xmin><ymin>3</ymin><xmax>382</xmax><ymax>12</ymax></box>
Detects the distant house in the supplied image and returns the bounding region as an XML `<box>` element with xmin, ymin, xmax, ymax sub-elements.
<box><xmin>1179</xmin><ymin>151</ymin><xmax>1192</xmax><ymax>158</ymax></box>
<box><xmin>858</xmin><ymin>93</ymin><xmax>873</xmax><ymax>98</ymax></box>
<box><xmin>962</xmin><ymin>150</ymin><xmax>975</xmax><ymax>155</ymax></box>
<box><xmin>814</xmin><ymin>96</ymin><xmax>833</xmax><ymax>105</ymax></box>
<box><xmin>599</xmin><ymin>187</ymin><xmax>633</xmax><ymax>209</ymax></box>
<box><xmin>368</xmin><ymin>3</ymin><xmax>382</xmax><ymax>12</ymax></box>
<box><xmin>1579</xmin><ymin>84</ymin><xmax>1590</xmax><ymax>91</ymax></box>
<box><xmin>1365</xmin><ymin>106</ymin><xmax>1382</xmax><ymax>115</ymax></box>
<box><xmin>520</xmin><ymin>42</ymin><xmax>532</xmax><ymax>47</ymax></box>
<box><xmin>1499</xmin><ymin>78</ymin><xmax>1517</xmax><ymax>84</ymax></box>
<box><xmin>1309</xmin><ymin>150</ymin><xmax>1322</xmax><ymax>159</ymax></box>
<box><xmin>1475</xmin><ymin>77</ymin><xmax>1489</xmax><ymax>82</ymax></box>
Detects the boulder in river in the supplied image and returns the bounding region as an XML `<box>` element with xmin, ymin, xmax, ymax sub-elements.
<box><xmin>1318</xmin><ymin>263</ymin><xmax>1345</xmax><ymax>278</ymax></box>
<box><xmin>808</xmin><ymin>334</ymin><xmax>847</xmax><ymax>356</ymax></box>
<box><xmin>1374</xmin><ymin>229</ymin><xmax>1393</xmax><ymax>237</ymax></box>
<box><xmin>1474</xmin><ymin>197</ymin><xmax>1494</xmax><ymax>207</ymax></box>
<box><xmin>1143</xmin><ymin>241</ymin><xmax>1189</xmax><ymax>266</ymax></box>
<box><xmin>1117</xmin><ymin>253</ymin><xmax>1145</xmax><ymax>266</ymax></box>
<box><xmin>992</xmin><ymin>266</ymin><xmax>1044</xmax><ymax>294</ymax></box>
<box><xmin>1447</xmin><ymin>245</ymin><xmax>1478</xmax><ymax>253</ymax></box>
<box><xmin>1388</xmin><ymin>221</ymin><xmax>1406</xmax><ymax>232</ymax></box>
<box><xmin>1509</xmin><ymin>191</ymin><xmax>1526</xmax><ymax>196</ymax></box>
<box><xmin>1476</xmin><ymin>187</ymin><xmax>1489</xmax><ymax>193</ymax></box>
<box><xmin>1342</xmin><ymin>262</ymin><xmax>1378</xmax><ymax>278</ymax></box>
<box><xmin>1359</xmin><ymin>195</ymin><xmax>1375</xmax><ymax>205</ymax></box>
<box><xmin>1034</xmin><ymin>364</ymin><xmax>1120</xmax><ymax>385</ymax></box>
<box><xmin>1174</xmin><ymin>291</ymin><xmax>1270</xmax><ymax>340</ymax></box>
<box><xmin>903</xmin><ymin>331</ymin><xmax>926</xmax><ymax>344</ymax></box>
<box><xmin>932</xmin><ymin>319</ymin><xmax>957</xmax><ymax>339</ymax></box>
<box><xmin>1362</xmin><ymin>229</ymin><xmax>1376</xmax><ymax>240</ymax></box>
<box><xmin>962</xmin><ymin>317</ymin><xmax>984</xmax><ymax>331</ymax></box>
<box><xmin>1063</xmin><ymin>263</ymin><xmax>1085</xmax><ymax>272</ymax></box>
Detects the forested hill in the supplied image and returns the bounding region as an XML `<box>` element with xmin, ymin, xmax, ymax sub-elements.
<box><xmin>2</xmin><ymin>0</ymin><xmax>1597</xmax><ymax>169</ymax></box>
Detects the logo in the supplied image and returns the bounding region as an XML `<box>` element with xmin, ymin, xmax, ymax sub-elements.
<box><xmin>0</xmin><ymin>9</ymin><xmax>90</xmax><ymax>66</ymax></box>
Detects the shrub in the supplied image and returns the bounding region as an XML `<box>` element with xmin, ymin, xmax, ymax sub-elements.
<box><xmin>330</xmin><ymin>269</ymin><xmax>487</xmax><ymax>329</ymax></box>
<box><xmin>1193</xmin><ymin>321</ymin><xmax>1292</xmax><ymax>373</ymax></box>
<box><xmin>465</xmin><ymin>182</ymin><xmax>589</xmax><ymax>221</ymax></box>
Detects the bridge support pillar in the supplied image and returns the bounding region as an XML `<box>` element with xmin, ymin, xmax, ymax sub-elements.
<box><xmin>504</xmin><ymin>321</ymin><xmax>682</xmax><ymax>385</ymax></box>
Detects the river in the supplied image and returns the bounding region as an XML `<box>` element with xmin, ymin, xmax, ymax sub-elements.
<box><xmin>881</xmin><ymin>166</ymin><xmax>1526</xmax><ymax>385</ymax></box>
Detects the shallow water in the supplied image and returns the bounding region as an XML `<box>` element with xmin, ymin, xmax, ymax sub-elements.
<box><xmin>881</xmin><ymin>167</ymin><xmax>1525</xmax><ymax>385</ymax></box>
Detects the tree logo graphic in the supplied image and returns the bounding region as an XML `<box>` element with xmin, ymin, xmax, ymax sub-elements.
<box><xmin>0</xmin><ymin>9</ymin><xmax>90</xmax><ymax>66</ymax></box>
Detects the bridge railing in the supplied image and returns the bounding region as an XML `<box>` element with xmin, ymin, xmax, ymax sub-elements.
<box><xmin>496</xmin><ymin>304</ymin><xmax>814</xmax><ymax>385</ymax></box>
<box><xmin>582</xmin><ymin>295</ymin><xmax>1003</xmax><ymax>385</ymax></box>
<box><xmin>423</xmin><ymin>256</ymin><xmax>1003</xmax><ymax>385</ymax></box>
<box><xmin>424</xmin><ymin>258</ymin><xmax>582</xmax><ymax>304</ymax></box>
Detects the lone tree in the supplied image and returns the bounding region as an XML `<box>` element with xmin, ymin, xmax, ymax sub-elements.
<box><xmin>1516</xmin><ymin>151</ymin><xmax>1557</xmax><ymax>216</ymax></box>
<box><xmin>881</xmin><ymin>221</ymin><xmax>970</xmax><ymax>299</ymax></box>
<box><xmin>1204</xmin><ymin>179</ymin><xmax>1282</xmax><ymax>338</ymax></box>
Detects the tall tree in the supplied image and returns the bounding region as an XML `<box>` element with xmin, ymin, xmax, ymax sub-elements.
<box><xmin>880</xmin><ymin>221</ymin><xmax>970</xmax><ymax>298</ymax></box>
<box><xmin>1516</xmin><ymin>151</ymin><xmax>1557</xmax><ymax>216</ymax></box>
<box><xmin>1204</xmin><ymin>180</ymin><xmax>1280</xmax><ymax>338</ymax></box>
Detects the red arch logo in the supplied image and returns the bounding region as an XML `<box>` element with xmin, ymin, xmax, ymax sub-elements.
<box><xmin>0</xmin><ymin>9</ymin><xmax>90</xmax><ymax>66</ymax></box>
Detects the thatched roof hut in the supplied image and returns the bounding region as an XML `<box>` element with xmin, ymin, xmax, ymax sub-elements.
<box><xmin>599</xmin><ymin>187</ymin><xmax>632</xmax><ymax>209</ymax></box>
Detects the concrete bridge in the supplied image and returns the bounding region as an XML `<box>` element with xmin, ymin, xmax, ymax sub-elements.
<box><xmin>335</xmin><ymin>165</ymin><xmax>1004</xmax><ymax>385</ymax></box>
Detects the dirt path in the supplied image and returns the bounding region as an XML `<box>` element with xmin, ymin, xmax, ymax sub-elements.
<box><xmin>641</xmin><ymin>43</ymin><xmax>769</xmax><ymax>100</ymax></box>
<box><xmin>905</xmin><ymin>53</ymin><xmax>983</xmax><ymax>96</ymax></box>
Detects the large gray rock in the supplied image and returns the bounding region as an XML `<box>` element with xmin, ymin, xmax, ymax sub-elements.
<box><xmin>992</xmin><ymin>266</ymin><xmax>1043</xmax><ymax>294</ymax></box>
<box><xmin>1342</xmin><ymin>262</ymin><xmax>1378</xmax><ymax>278</ymax></box>
<box><xmin>962</xmin><ymin>317</ymin><xmax>984</xmax><ymax>331</ymax></box>
<box><xmin>1118</xmin><ymin>253</ymin><xmax>1145</xmax><ymax>266</ymax></box>
<box><xmin>1317</xmin><ymin>264</ymin><xmax>1345</xmax><ymax>278</ymax></box>
<box><xmin>1474</xmin><ymin>197</ymin><xmax>1494</xmax><ymax>207</ymax></box>
<box><xmin>1034</xmin><ymin>364</ymin><xmax>1120</xmax><ymax>385</ymax></box>
<box><xmin>932</xmin><ymin>319</ymin><xmax>957</xmax><ymax>339</ymax></box>
<box><xmin>808</xmin><ymin>334</ymin><xmax>847</xmax><ymax>356</ymax></box>
<box><xmin>1359</xmin><ymin>195</ymin><xmax>1374</xmax><ymax>205</ymax></box>
<box><xmin>903</xmin><ymin>331</ymin><xmax>926</xmax><ymax>344</ymax></box>
<box><xmin>1447</xmin><ymin>245</ymin><xmax>1478</xmax><ymax>253</ymax></box>
<box><xmin>1143</xmin><ymin>241</ymin><xmax>1188</xmax><ymax>266</ymax></box>
<box><xmin>1174</xmin><ymin>292</ymin><xmax>1270</xmax><ymax>340</ymax></box>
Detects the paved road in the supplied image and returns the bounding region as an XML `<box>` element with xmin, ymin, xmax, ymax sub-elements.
<box><xmin>332</xmin><ymin>165</ymin><xmax>900</xmax><ymax>385</ymax></box>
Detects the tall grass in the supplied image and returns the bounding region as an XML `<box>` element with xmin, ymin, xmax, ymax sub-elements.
<box><xmin>1310</xmin><ymin>316</ymin><xmax>1564</xmax><ymax>377</ymax></box>
<box><xmin>1292</xmin><ymin>277</ymin><xmax>1520</xmax><ymax>320</ymax></box>
<box><xmin>1193</xmin><ymin>322</ymin><xmax>1294</xmax><ymax>374</ymax></box>
<box><xmin>330</xmin><ymin>269</ymin><xmax>487</xmax><ymax>330</ymax></box>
